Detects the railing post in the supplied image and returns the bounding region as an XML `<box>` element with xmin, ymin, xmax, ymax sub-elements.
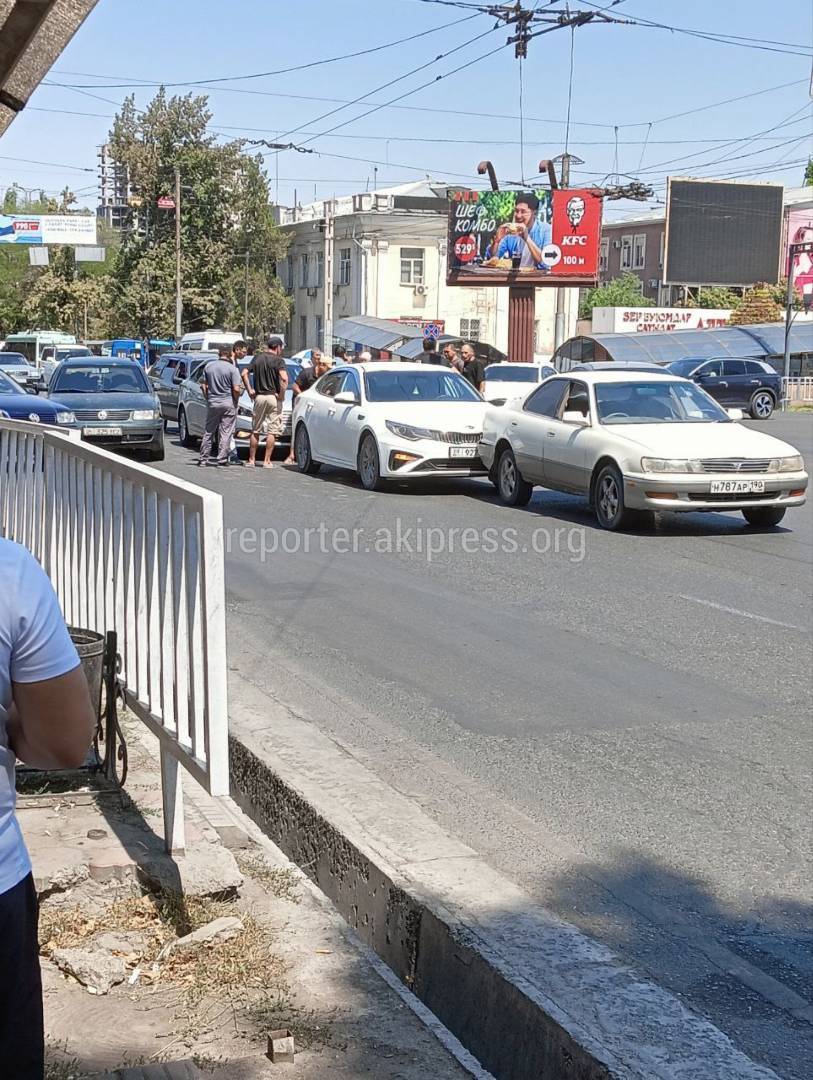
<box><xmin>160</xmin><ymin>744</ymin><xmax>185</xmax><ymax>855</ymax></box>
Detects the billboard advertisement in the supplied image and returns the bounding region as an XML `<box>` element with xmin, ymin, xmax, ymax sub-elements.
<box><xmin>786</xmin><ymin>207</ymin><xmax>813</xmax><ymax>300</ymax></box>
<box><xmin>663</xmin><ymin>178</ymin><xmax>783</xmax><ymax>287</ymax></box>
<box><xmin>0</xmin><ymin>213</ymin><xmax>97</xmax><ymax>245</ymax></box>
<box><xmin>447</xmin><ymin>187</ymin><xmax>602</xmax><ymax>286</ymax></box>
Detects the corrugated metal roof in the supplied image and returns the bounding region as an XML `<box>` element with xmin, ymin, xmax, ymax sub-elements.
<box><xmin>575</xmin><ymin>322</ymin><xmax>813</xmax><ymax>365</ymax></box>
<box><xmin>332</xmin><ymin>317</ymin><xmax>407</xmax><ymax>350</ymax></box>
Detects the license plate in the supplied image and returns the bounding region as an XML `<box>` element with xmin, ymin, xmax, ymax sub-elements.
<box><xmin>84</xmin><ymin>426</ymin><xmax>122</xmax><ymax>437</ymax></box>
<box><xmin>449</xmin><ymin>445</ymin><xmax>477</xmax><ymax>459</ymax></box>
<box><xmin>710</xmin><ymin>479</ymin><xmax>765</xmax><ymax>494</ymax></box>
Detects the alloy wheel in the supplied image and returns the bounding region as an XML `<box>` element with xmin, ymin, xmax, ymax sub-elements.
<box><xmin>499</xmin><ymin>454</ymin><xmax>516</xmax><ymax>498</ymax></box>
<box><xmin>598</xmin><ymin>474</ymin><xmax>619</xmax><ymax>524</ymax></box>
<box><xmin>752</xmin><ymin>392</ymin><xmax>773</xmax><ymax>419</ymax></box>
<box><xmin>359</xmin><ymin>438</ymin><xmax>377</xmax><ymax>487</ymax></box>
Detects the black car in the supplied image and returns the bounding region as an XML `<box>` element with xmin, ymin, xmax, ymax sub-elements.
<box><xmin>666</xmin><ymin>357</ymin><xmax>781</xmax><ymax>419</ymax></box>
<box><xmin>48</xmin><ymin>358</ymin><xmax>164</xmax><ymax>460</ymax></box>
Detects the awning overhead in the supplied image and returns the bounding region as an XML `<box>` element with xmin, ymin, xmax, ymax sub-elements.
<box><xmin>332</xmin><ymin>317</ymin><xmax>406</xmax><ymax>351</ymax></box>
<box><xmin>578</xmin><ymin>322</ymin><xmax>813</xmax><ymax>365</ymax></box>
<box><xmin>393</xmin><ymin>335</ymin><xmax>457</xmax><ymax>360</ymax></box>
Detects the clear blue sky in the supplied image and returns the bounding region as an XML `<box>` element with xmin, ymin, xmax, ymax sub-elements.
<box><xmin>1</xmin><ymin>0</ymin><xmax>810</xmax><ymax>218</ymax></box>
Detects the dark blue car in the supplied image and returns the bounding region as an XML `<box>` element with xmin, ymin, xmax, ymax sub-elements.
<box><xmin>0</xmin><ymin>369</ymin><xmax>76</xmax><ymax>426</ymax></box>
<box><xmin>666</xmin><ymin>357</ymin><xmax>781</xmax><ymax>419</ymax></box>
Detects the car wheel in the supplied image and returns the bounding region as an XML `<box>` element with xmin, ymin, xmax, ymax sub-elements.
<box><xmin>749</xmin><ymin>390</ymin><xmax>775</xmax><ymax>419</ymax></box>
<box><xmin>178</xmin><ymin>408</ymin><xmax>195</xmax><ymax>448</ymax></box>
<box><xmin>357</xmin><ymin>433</ymin><xmax>385</xmax><ymax>491</ymax></box>
<box><xmin>742</xmin><ymin>506</ymin><xmax>786</xmax><ymax>528</ymax></box>
<box><xmin>594</xmin><ymin>463</ymin><xmax>644</xmax><ymax>531</ymax></box>
<box><xmin>496</xmin><ymin>447</ymin><xmax>533</xmax><ymax>507</ymax></box>
<box><xmin>146</xmin><ymin>441</ymin><xmax>165</xmax><ymax>462</ymax></box>
<box><xmin>294</xmin><ymin>423</ymin><xmax>321</xmax><ymax>475</ymax></box>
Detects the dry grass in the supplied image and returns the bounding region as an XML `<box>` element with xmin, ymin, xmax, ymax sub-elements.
<box><xmin>245</xmin><ymin>994</ymin><xmax>343</xmax><ymax>1052</ymax></box>
<box><xmin>235</xmin><ymin>851</ymin><xmax>301</xmax><ymax>903</ymax></box>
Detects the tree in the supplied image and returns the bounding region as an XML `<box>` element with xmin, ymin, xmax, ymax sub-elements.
<box><xmin>728</xmin><ymin>283</ymin><xmax>784</xmax><ymax>325</ymax></box>
<box><xmin>578</xmin><ymin>272</ymin><xmax>654</xmax><ymax>319</ymax></box>
<box><xmin>107</xmin><ymin>89</ymin><xmax>292</xmax><ymax>340</ymax></box>
<box><xmin>681</xmin><ymin>286</ymin><xmax>741</xmax><ymax>310</ymax></box>
<box><xmin>805</xmin><ymin>158</ymin><xmax>813</xmax><ymax>186</ymax></box>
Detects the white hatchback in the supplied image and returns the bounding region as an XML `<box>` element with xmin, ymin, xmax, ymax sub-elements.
<box><xmin>293</xmin><ymin>363</ymin><xmax>489</xmax><ymax>490</ymax></box>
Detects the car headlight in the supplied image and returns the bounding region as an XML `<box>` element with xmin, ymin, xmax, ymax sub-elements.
<box><xmin>132</xmin><ymin>408</ymin><xmax>160</xmax><ymax>421</ymax></box>
<box><xmin>640</xmin><ymin>457</ymin><xmax>703</xmax><ymax>474</ymax></box>
<box><xmin>385</xmin><ymin>420</ymin><xmax>439</xmax><ymax>441</ymax></box>
<box><xmin>777</xmin><ymin>454</ymin><xmax>804</xmax><ymax>473</ymax></box>
<box><xmin>55</xmin><ymin>411</ymin><xmax>75</xmax><ymax>425</ymax></box>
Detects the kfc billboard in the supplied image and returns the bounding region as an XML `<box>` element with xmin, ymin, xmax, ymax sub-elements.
<box><xmin>447</xmin><ymin>187</ymin><xmax>602</xmax><ymax>287</ymax></box>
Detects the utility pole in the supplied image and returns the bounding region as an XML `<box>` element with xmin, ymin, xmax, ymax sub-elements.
<box><xmin>174</xmin><ymin>166</ymin><xmax>182</xmax><ymax>341</ymax></box>
<box><xmin>243</xmin><ymin>250</ymin><xmax>250</xmax><ymax>341</ymax></box>
<box><xmin>323</xmin><ymin>199</ymin><xmax>335</xmax><ymax>354</ymax></box>
<box><xmin>553</xmin><ymin>152</ymin><xmax>571</xmax><ymax>352</ymax></box>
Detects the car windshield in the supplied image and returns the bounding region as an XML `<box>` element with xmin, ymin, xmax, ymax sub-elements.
<box><xmin>51</xmin><ymin>365</ymin><xmax>149</xmax><ymax>393</ymax></box>
<box><xmin>666</xmin><ymin>358</ymin><xmax>707</xmax><ymax>377</ymax></box>
<box><xmin>364</xmin><ymin>369</ymin><xmax>480</xmax><ymax>403</ymax></box>
<box><xmin>0</xmin><ymin>370</ymin><xmax>23</xmax><ymax>394</ymax></box>
<box><xmin>595</xmin><ymin>380</ymin><xmax>730</xmax><ymax>424</ymax></box>
<box><xmin>57</xmin><ymin>348</ymin><xmax>92</xmax><ymax>360</ymax></box>
<box><xmin>485</xmin><ymin>365</ymin><xmax>541</xmax><ymax>383</ymax></box>
<box><xmin>0</xmin><ymin>353</ymin><xmax>29</xmax><ymax>366</ymax></box>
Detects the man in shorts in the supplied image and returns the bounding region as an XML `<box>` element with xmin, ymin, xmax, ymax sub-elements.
<box><xmin>242</xmin><ymin>335</ymin><xmax>289</xmax><ymax>469</ymax></box>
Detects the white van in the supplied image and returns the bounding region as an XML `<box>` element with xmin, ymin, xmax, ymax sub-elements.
<box><xmin>178</xmin><ymin>330</ymin><xmax>244</xmax><ymax>353</ymax></box>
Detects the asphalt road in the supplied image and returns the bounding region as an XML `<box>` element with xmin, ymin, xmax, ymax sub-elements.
<box><xmin>159</xmin><ymin>413</ymin><xmax>813</xmax><ymax>1078</ymax></box>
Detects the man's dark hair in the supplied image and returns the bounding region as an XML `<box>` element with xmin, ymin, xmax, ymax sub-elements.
<box><xmin>422</xmin><ymin>338</ymin><xmax>437</xmax><ymax>353</ymax></box>
<box><xmin>233</xmin><ymin>340</ymin><xmax>246</xmax><ymax>351</ymax></box>
<box><xmin>218</xmin><ymin>345</ymin><xmax>232</xmax><ymax>359</ymax></box>
<box><xmin>516</xmin><ymin>192</ymin><xmax>539</xmax><ymax>213</ymax></box>
<box><xmin>334</xmin><ymin>346</ymin><xmax>346</xmax><ymax>359</ymax></box>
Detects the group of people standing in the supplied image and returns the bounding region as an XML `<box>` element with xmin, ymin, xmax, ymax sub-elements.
<box><xmin>419</xmin><ymin>339</ymin><xmax>486</xmax><ymax>393</ymax></box>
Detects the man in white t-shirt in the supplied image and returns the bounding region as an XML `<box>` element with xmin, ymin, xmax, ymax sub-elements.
<box><xmin>0</xmin><ymin>539</ymin><xmax>95</xmax><ymax>1077</ymax></box>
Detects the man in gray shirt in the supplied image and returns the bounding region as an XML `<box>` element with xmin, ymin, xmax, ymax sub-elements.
<box><xmin>198</xmin><ymin>346</ymin><xmax>242</xmax><ymax>467</ymax></box>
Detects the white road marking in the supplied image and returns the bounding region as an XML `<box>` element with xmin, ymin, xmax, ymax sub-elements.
<box><xmin>678</xmin><ymin>594</ymin><xmax>807</xmax><ymax>632</ymax></box>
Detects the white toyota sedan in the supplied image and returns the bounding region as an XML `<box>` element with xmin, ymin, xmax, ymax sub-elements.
<box><xmin>293</xmin><ymin>362</ymin><xmax>488</xmax><ymax>490</ymax></box>
<box><xmin>479</xmin><ymin>369</ymin><xmax>808</xmax><ymax>530</ymax></box>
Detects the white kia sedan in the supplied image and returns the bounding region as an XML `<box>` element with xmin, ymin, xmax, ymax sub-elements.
<box><xmin>479</xmin><ymin>369</ymin><xmax>808</xmax><ymax>530</ymax></box>
<box><xmin>293</xmin><ymin>362</ymin><xmax>489</xmax><ymax>490</ymax></box>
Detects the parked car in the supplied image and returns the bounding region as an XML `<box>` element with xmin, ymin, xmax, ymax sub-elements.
<box><xmin>666</xmin><ymin>357</ymin><xmax>781</xmax><ymax>419</ymax></box>
<box><xmin>0</xmin><ymin>369</ymin><xmax>75</xmax><ymax>426</ymax></box>
<box><xmin>149</xmin><ymin>351</ymin><xmax>216</xmax><ymax>423</ymax></box>
<box><xmin>479</xmin><ymin>369</ymin><xmax>807</xmax><ymax>531</ymax></box>
<box><xmin>0</xmin><ymin>351</ymin><xmax>44</xmax><ymax>391</ymax></box>
<box><xmin>176</xmin><ymin>360</ymin><xmax>302</xmax><ymax>452</ymax></box>
<box><xmin>482</xmin><ymin>361</ymin><xmax>556</xmax><ymax>405</ymax></box>
<box><xmin>48</xmin><ymin>358</ymin><xmax>164</xmax><ymax>460</ymax></box>
<box><xmin>293</xmin><ymin>362</ymin><xmax>489</xmax><ymax>490</ymax></box>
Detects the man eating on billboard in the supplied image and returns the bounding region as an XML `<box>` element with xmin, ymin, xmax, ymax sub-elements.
<box><xmin>487</xmin><ymin>192</ymin><xmax>552</xmax><ymax>270</ymax></box>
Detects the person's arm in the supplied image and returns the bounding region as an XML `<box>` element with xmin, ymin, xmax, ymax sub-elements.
<box><xmin>277</xmin><ymin>360</ymin><xmax>289</xmax><ymax>394</ymax></box>
<box><xmin>487</xmin><ymin>225</ymin><xmax>510</xmax><ymax>258</ymax></box>
<box><xmin>231</xmin><ymin>372</ymin><xmax>242</xmax><ymax>404</ymax></box>
<box><xmin>201</xmin><ymin>378</ymin><xmax>208</xmax><ymax>399</ymax></box>
<box><xmin>7</xmin><ymin>667</ymin><xmax>95</xmax><ymax>770</ymax></box>
<box><xmin>241</xmin><ymin>365</ymin><xmax>255</xmax><ymax>399</ymax></box>
<box><xmin>516</xmin><ymin>224</ymin><xmax>544</xmax><ymax>267</ymax></box>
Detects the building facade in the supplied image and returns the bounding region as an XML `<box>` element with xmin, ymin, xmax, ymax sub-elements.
<box><xmin>96</xmin><ymin>143</ymin><xmax>132</xmax><ymax>232</ymax></box>
<box><xmin>276</xmin><ymin>182</ymin><xmax>578</xmax><ymax>358</ymax></box>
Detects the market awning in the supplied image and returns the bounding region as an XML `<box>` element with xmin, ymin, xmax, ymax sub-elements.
<box><xmin>333</xmin><ymin>317</ymin><xmax>410</xmax><ymax>351</ymax></box>
<box><xmin>1</xmin><ymin>1</ymin><xmax>100</xmax><ymax>136</ymax></box>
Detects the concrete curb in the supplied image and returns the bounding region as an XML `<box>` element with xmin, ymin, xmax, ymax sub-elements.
<box><xmin>227</xmin><ymin>681</ymin><xmax>781</xmax><ymax>1080</ymax></box>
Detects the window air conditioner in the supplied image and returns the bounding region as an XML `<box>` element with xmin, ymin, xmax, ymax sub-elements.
<box><xmin>648</xmin><ymin>279</ymin><xmax>659</xmax><ymax>289</ymax></box>
<box><xmin>414</xmin><ymin>284</ymin><xmax>427</xmax><ymax>296</ymax></box>
<box><xmin>612</xmin><ymin>239</ymin><xmax>622</xmax><ymax>249</ymax></box>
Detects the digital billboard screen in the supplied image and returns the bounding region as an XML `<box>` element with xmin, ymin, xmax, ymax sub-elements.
<box><xmin>447</xmin><ymin>187</ymin><xmax>602</xmax><ymax>287</ymax></box>
<box><xmin>664</xmin><ymin>179</ymin><xmax>783</xmax><ymax>286</ymax></box>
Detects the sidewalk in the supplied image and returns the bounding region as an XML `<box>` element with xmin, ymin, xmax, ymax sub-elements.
<box><xmin>17</xmin><ymin>715</ymin><xmax>477</xmax><ymax>1080</ymax></box>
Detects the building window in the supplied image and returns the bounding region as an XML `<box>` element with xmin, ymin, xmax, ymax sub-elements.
<box><xmin>460</xmin><ymin>318</ymin><xmax>481</xmax><ymax>342</ymax></box>
<box><xmin>299</xmin><ymin>314</ymin><xmax>307</xmax><ymax>347</ymax></box>
<box><xmin>400</xmin><ymin>247</ymin><xmax>425</xmax><ymax>285</ymax></box>
<box><xmin>315</xmin><ymin>315</ymin><xmax>323</xmax><ymax>348</ymax></box>
<box><xmin>633</xmin><ymin>234</ymin><xmax>646</xmax><ymax>270</ymax></box>
<box><xmin>300</xmin><ymin>254</ymin><xmax>309</xmax><ymax>288</ymax></box>
<box><xmin>339</xmin><ymin>247</ymin><xmax>351</xmax><ymax>286</ymax></box>
<box><xmin>315</xmin><ymin>252</ymin><xmax>324</xmax><ymax>288</ymax></box>
<box><xmin>599</xmin><ymin>238</ymin><xmax>609</xmax><ymax>273</ymax></box>
<box><xmin>620</xmin><ymin>236</ymin><xmax>633</xmax><ymax>271</ymax></box>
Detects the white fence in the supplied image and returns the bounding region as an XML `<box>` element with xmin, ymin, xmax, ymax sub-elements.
<box><xmin>0</xmin><ymin>419</ymin><xmax>228</xmax><ymax>852</ymax></box>
<box><xmin>783</xmin><ymin>377</ymin><xmax>813</xmax><ymax>405</ymax></box>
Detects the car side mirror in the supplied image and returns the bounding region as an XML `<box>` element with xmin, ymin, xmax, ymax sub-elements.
<box><xmin>334</xmin><ymin>391</ymin><xmax>359</xmax><ymax>405</ymax></box>
<box><xmin>562</xmin><ymin>410</ymin><xmax>589</xmax><ymax>426</ymax></box>
<box><xmin>25</xmin><ymin>385</ymin><xmax>39</xmax><ymax>396</ymax></box>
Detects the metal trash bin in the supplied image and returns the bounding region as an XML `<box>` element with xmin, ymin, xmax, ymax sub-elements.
<box><xmin>68</xmin><ymin>626</ymin><xmax>105</xmax><ymax>723</ymax></box>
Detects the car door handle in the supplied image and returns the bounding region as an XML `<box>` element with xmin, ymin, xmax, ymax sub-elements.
<box><xmin>546</xmin><ymin>431</ymin><xmax>556</xmax><ymax>438</ymax></box>
<box><xmin>328</xmin><ymin>408</ymin><xmax>336</xmax><ymax>416</ymax></box>
<box><xmin>750</xmin><ymin>379</ymin><xmax>760</xmax><ymax>384</ymax></box>
<box><xmin>357</xmin><ymin>414</ymin><xmax>364</xmax><ymax>420</ymax></box>
<box><xmin>718</xmin><ymin>381</ymin><xmax>727</xmax><ymax>387</ymax></box>
<box><xmin>510</xmin><ymin>420</ymin><xmax>518</xmax><ymax>426</ymax></box>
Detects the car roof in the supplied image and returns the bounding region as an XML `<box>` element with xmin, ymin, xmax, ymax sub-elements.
<box><xmin>347</xmin><ymin>362</ymin><xmax>465</xmax><ymax>373</ymax></box>
<box><xmin>60</xmin><ymin>356</ymin><xmax>143</xmax><ymax>366</ymax></box>
<box><xmin>558</xmin><ymin>369</ymin><xmax>684</xmax><ymax>384</ymax></box>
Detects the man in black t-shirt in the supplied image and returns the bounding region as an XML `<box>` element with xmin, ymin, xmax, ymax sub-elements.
<box><xmin>241</xmin><ymin>335</ymin><xmax>289</xmax><ymax>468</ymax></box>
<box><xmin>283</xmin><ymin>351</ymin><xmax>331</xmax><ymax>465</ymax></box>
<box><xmin>419</xmin><ymin>339</ymin><xmax>448</xmax><ymax>366</ymax></box>
<box><xmin>460</xmin><ymin>342</ymin><xmax>485</xmax><ymax>393</ymax></box>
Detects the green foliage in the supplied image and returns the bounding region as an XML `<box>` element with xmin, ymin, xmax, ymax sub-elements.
<box><xmin>477</xmin><ymin>190</ymin><xmax>517</xmax><ymax>224</ymax></box>
<box><xmin>805</xmin><ymin>158</ymin><xmax>813</xmax><ymax>186</ymax></box>
<box><xmin>728</xmin><ymin>283</ymin><xmax>784</xmax><ymax>325</ymax></box>
<box><xmin>681</xmin><ymin>286</ymin><xmax>741</xmax><ymax>310</ymax></box>
<box><xmin>579</xmin><ymin>272</ymin><xmax>654</xmax><ymax>319</ymax></box>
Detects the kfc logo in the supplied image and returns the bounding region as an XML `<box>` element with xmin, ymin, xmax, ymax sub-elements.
<box><xmin>561</xmin><ymin>235</ymin><xmax>587</xmax><ymax>246</ymax></box>
<box><xmin>566</xmin><ymin>196</ymin><xmax>585</xmax><ymax>230</ymax></box>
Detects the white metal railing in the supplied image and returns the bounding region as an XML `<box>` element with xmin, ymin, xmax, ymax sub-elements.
<box><xmin>0</xmin><ymin>419</ymin><xmax>228</xmax><ymax>852</ymax></box>
<box><xmin>782</xmin><ymin>377</ymin><xmax>813</xmax><ymax>404</ymax></box>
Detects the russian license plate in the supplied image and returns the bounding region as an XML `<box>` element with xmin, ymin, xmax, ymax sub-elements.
<box><xmin>449</xmin><ymin>445</ymin><xmax>477</xmax><ymax>459</ymax></box>
<box><xmin>84</xmin><ymin>426</ymin><xmax>122</xmax><ymax>437</ymax></box>
<box><xmin>710</xmin><ymin>479</ymin><xmax>765</xmax><ymax>494</ymax></box>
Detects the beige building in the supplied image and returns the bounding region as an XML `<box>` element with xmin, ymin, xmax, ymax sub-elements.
<box><xmin>276</xmin><ymin>181</ymin><xmax>577</xmax><ymax>357</ymax></box>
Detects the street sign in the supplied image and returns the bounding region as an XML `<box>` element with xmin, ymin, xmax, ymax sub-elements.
<box><xmin>422</xmin><ymin>321</ymin><xmax>442</xmax><ymax>340</ymax></box>
<box><xmin>157</xmin><ymin>196</ymin><xmax>176</xmax><ymax>209</ymax></box>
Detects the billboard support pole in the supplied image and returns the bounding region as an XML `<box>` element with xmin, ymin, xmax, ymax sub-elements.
<box><xmin>508</xmin><ymin>286</ymin><xmax>535</xmax><ymax>363</ymax></box>
<box><xmin>554</xmin><ymin>153</ymin><xmax>571</xmax><ymax>352</ymax></box>
<box><xmin>782</xmin><ymin>271</ymin><xmax>794</xmax><ymax>412</ymax></box>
